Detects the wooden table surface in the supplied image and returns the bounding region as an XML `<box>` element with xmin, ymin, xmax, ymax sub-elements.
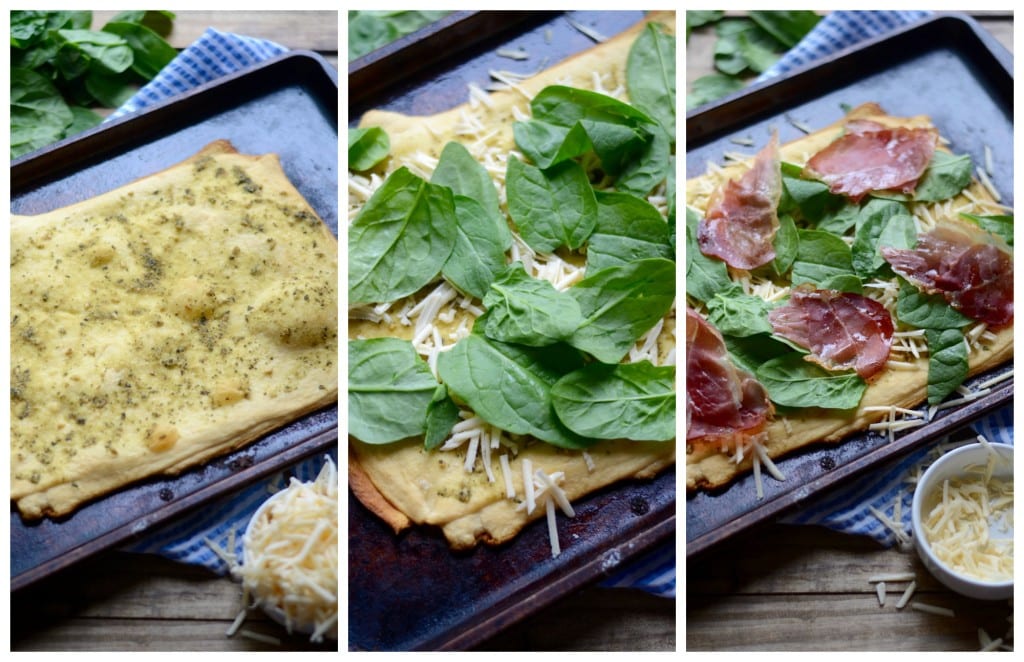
<box><xmin>686</xmin><ymin>10</ymin><xmax>1014</xmax><ymax>652</ymax></box>
<box><xmin>9</xmin><ymin>11</ymin><xmax>674</xmax><ymax>652</ymax></box>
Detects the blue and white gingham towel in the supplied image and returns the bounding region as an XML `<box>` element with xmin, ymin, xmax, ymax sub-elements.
<box><xmin>757</xmin><ymin>10</ymin><xmax>1014</xmax><ymax>547</ymax></box>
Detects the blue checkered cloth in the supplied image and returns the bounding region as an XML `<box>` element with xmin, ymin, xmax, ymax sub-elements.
<box><xmin>755</xmin><ymin>10</ymin><xmax>1014</xmax><ymax>547</ymax></box>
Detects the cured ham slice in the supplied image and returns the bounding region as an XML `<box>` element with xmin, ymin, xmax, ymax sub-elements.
<box><xmin>803</xmin><ymin>120</ymin><xmax>938</xmax><ymax>202</ymax></box>
<box><xmin>686</xmin><ymin>307</ymin><xmax>773</xmax><ymax>446</ymax></box>
<box><xmin>698</xmin><ymin>134</ymin><xmax>781</xmax><ymax>270</ymax></box>
<box><xmin>768</xmin><ymin>286</ymin><xmax>894</xmax><ymax>380</ymax></box>
<box><xmin>881</xmin><ymin>222</ymin><xmax>1013</xmax><ymax>327</ymax></box>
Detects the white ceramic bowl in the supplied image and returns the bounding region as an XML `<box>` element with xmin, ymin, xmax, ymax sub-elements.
<box><xmin>911</xmin><ymin>442</ymin><xmax>1013</xmax><ymax>600</ymax></box>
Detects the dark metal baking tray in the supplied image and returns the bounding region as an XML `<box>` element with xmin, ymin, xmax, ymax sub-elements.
<box><xmin>685</xmin><ymin>13</ymin><xmax>1013</xmax><ymax>558</ymax></box>
<box><xmin>347</xmin><ymin>10</ymin><xmax>675</xmax><ymax>651</ymax></box>
<box><xmin>11</xmin><ymin>51</ymin><xmax>340</xmax><ymax>591</ymax></box>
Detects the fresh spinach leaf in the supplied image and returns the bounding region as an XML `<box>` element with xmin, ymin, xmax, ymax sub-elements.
<box><xmin>723</xmin><ymin>333</ymin><xmax>792</xmax><ymax>376</ymax></box>
<box><xmin>960</xmin><ymin>212</ymin><xmax>1013</xmax><ymax>247</ymax></box>
<box><xmin>685</xmin><ymin>207</ymin><xmax>732</xmax><ymax>303</ymax></box>
<box><xmin>925</xmin><ymin>328</ymin><xmax>968</xmax><ymax>405</ymax></box>
<box><xmin>896</xmin><ymin>280</ymin><xmax>972</xmax><ymax>330</ymax></box>
<box><xmin>705</xmin><ymin>286</ymin><xmax>774</xmax><ymax>337</ymax></box>
<box><xmin>815</xmin><ymin>201</ymin><xmax>861</xmax><ymax>235</ymax></box>
<box><xmin>749</xmin><ymin>10</ymin><xmax>822</xmax><ymax>48</ymax></box>
<box><xmin>506</xmin><ymin>156</ymin><xmax>597</xmax><ymax>253</ymax></box>
<box><xmin>424</xmin><ymin>386</ymin><xmax>461</xmax><ymax>450</ymax></box>
<box><xmin>102</xmin><ymin>20</ymin><xmax>177</xmax><ymax>79</ymax></box>
<box><xmin>348</xmin><ymin>10</ymin><xmax>449</xmax><ymax>60</ymax></box>
<box><xmin>54</xmin><ymin>29</ymin><xmax>134</xmax><ymax>74</ymax></box>
<box><xmin>431</xmin><ymin>141</ymin><xmax>511</xmax><ymax>248</ymax></box>
<box><xmin>687</xmin><ymin>74</ymin><xmax>744</xmax><ymax>110</ymax></box>
<box><xmin>482</xmin><ymin>262</ymin><xmax>582</xmax><ymax>346</ymax></box>
<box><xmin>817</xmin><ymin>273</ymin><xmax>864</xmax><ymax>294</ymax></box>
<box><xmin>512</xmin><ymin>119</ymin><xmax>592</xmax><ymax>170</ymax></box>
<box><xmin>348</xmin><ymin>338</ymin><xmax>440</xmax><ymax>444</ymax></box>
<box><xmin>616</xmin><ymin>122</ymin><xmax>672</xmax><ymax>196</ymax></box>
<box><xmin>551</xmin><ymin>361</ymin><xmax>674</xmax><ymax>441</ymax></box>
<box><xmin>348</xmin><ymin>166</ymin><xmax>457</xmax><ymax>304</ymax></box>
<box><xmin>626</xmin><ymin>22</ymin><xmax>676</xmax><ymax>137</ymax></box>
<box><xmin>791</xmin><ymin>229</ymin><xmax>855</xmax><ymax>287</ymax></box>
<box><xmin>10</xmin><ymin>67</ymin><xmax>73</xmax><ymax>157</ymax></box>
<box><xmin>348</xmin><ymin>126</ymin><xmax>391</xmax><ymax>172</ymax></box>
<box><xmin>779</xmin><ymin>161</ymin><xmax>837</xmax><ymax>222</ymax></box>
<box><xmin>587</xmin><ymin>191</ymin><xmax>672</xmax><ymax>275</ymax></box>
<box><xmin>913</xmin><ymin>151</ymin><xmax>973</xmax><ymax>202</ymax></box>
<box><xmin>440</xmin><ymin>195</ymin><xmax>509</xmax><ymax>300</ymax></box>
<box><xmin>437</xmin><ymin>333</ymin><xmax>593</xmax><ymax>449</ymax></box>
<box><xmin>772</xmin><ymin>213</ymin><xmax>799</xmax><ymax>276</ymax></box>
<box><xmin>756</xmin><ymin>354</ymin><xmax>867</xmax><ymax>409</ymax></box>
<box><xmin>569</xmin><ymin>258</ymin><xmax>675</xmax><ymax>363</ymax></box>
<box><xmin>850</xmin><ymin>199</ymin><xmax>912</xmax><ymax>277</ymax></box>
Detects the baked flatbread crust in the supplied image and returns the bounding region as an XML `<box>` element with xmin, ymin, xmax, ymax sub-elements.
<box><xmin>349</xmin><ymin>12</ymin><xmax>676</xmax><ymax>549</ymax></box>
<box><xmin>11</xmin><ymin>141</ymin><xmax>338</xmax><ymax>518</ymax></box>
<box><xmin>686</xmin><ymin>104</ymin><xmax>1013</xmax><ymax>491</ymax></box>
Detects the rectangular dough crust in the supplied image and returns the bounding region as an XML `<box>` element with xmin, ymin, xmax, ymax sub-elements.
<box><xmin>11</xmin><ymin>140</ymin><xmax>339</xmax><ymax>519</ymax></box>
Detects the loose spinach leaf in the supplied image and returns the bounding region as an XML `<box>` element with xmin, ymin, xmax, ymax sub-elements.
<box><xmin>440</xmin><ymin>195</ymin><xmax>509</xmax><ymax>300</ymax></box>
<box><xmin>431</xmin><ymin>141</ymin><xmax>510</xmax><ymax>248</ymax></box>
<box><xmin>748</xmin><ymin>10</ymin><xmax>822</xmax><ymax>48</ymax></box>
<box><xmin>925</xmin><ymin>328</ymin><xmax>968</xmax><ymax>405</ymax></box>
<box><xmin>587</xmin><ymin>191</ymin><xmax>673</xmax><ymax>275</ymax></box>
<box><xmin>102</xmin><ymin>20</ymin><xmax>177</xmax><ymax>79</ymax></box>
<box><xmin>83</xmin><ymin>69</ymin><xmax>136</xmax><ymax>107</ymax></box>
<box><xmin>348</xmin><ymin>10</ymin><xmax>449</xmax><ymax>60</ymax></box>
<box><xmin>348</xmin><ymin>126</ymin><xmax>391</xmax><ymax>172</ymax></box>
<box><xmin>626</xmin><ymin>22</ymin><xmax>676</xmax><ymax>137</ymax></box>
<box><xmin>686</xmin><ymin>11</ymin><xmax>724</xmax><ymax>33</ymax></box>
<box><xmin>506</xmin><ymin>156</ymin><xmax>597</xmax><ymax>253</ymax></box>
<box><xmin>348</xmin><ymin>338</ymin><xmax>440</xmax><ymax>444</ymax></box>
<box><xmin>756</xmin><ymin>354</ymin><xmax>867</xmax><ymax>409</ymax></box>
<box><xmin>616</xmin><ymin>122</ymin><xmax>671</xmax><ymax>196</ymax></box>
<box><xmin>685</xmin><ymin>207</ymin><xmax>732</xmax><ymax>303</ymax></box>
<box><xmin>348</xmin><ymin>166</ymin><xmax>457</xmax><ymax>304</ymax></box>
<box><xmin>817</xmin><ymin>273</ymin><xmax>864</xmax><ymax>294</ymax></box>
<box><xmin>424</xmin><ymin>386</ymin><xmax>461</xmax><ymax>450</ymax></box>
<box><xmin>896</xmin><ymin>280</ymin><xmax>972</xmax><ymax>330</ymax></box>
<box><xmin>10</xmin><ymin>67</ymin><xmax>74</xmax><ymax>158</ymax></box>
<box><xmin>913</xmin><ymin>151</ymin><xmax>973</xmax><ymax>202</ymax></box>
<box><xmin>437</xmin><ymin>333</ymin><xmax>593</xmax><ymax>449</ymax></box>
<box><xmin>54</xmin><ymin>29</ymin><xmax>134</xmax><ymax>74</ymax></box>
<box><xmin>482</xmin><ymin>262</ymin><xmax>582</xmax><ymax>346</ymax></box>
<box><xmin>815</xmin><ymin>201</ymin><xmax>861</xmax><ymax>235</ymax></box>
<box><xmin>687</xmin><ymin>74</ymin><xmax>744</xmax><ymax>110</ymax></box>
<box><xmin>569</xmin><ymin>258</ymin><xmax>675</xmax><ymax>363</ymax></box>
<box><xmin>551</xmin><ymin>361</ymin><xmax>674</xmax><ymax>441</ymax></box>
<box><xmin>779</xmin><ymin>161</ymin><xmax>837</xmax><ymax>222</ymax></box>
<box><xmin>960</xmin><ymin>212</ymin><xmax>1014</xmax><ymax>247</ymax></box>
<box><xmin>723</xmin><ymin>333</ymin><xmax>793</xmax><ymax>376</ymax></box>
<box><xmin>791</xmin><ymin>229</ymin><xmax>855</xmax><ymax>287</ymax></box>
<box><xmin>705</xmin><ymin>286</ymin><xmax>774</xmax><ymax>337</ymax></box>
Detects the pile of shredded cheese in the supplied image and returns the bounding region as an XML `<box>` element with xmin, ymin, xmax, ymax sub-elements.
<box><xmin>922</xmin><ymin>459</ymin><xmax>1013</xmax><ymax>583</ymax></box>
<box><xmin>233</xmin><ymin>458</ymin><xmax>338</xmax><ymax>643</ymax></box>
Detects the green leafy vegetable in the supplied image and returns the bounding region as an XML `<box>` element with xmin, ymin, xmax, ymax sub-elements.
<box><xmin>348</xmin><ymin>338</ymin><xmax>441</xmax><ymax>444</ymax></box>
<box><xmin>748</xmin><ymin>10</ymin><xmax>822</xmax><ymax>48</ymax></box>
<box><xmin>705</xmin><ymin>286</ymin><xmax>774</xmax><ymax>337</ymax></box>
<box><xmin>568</xmin><ymin>258</ymin><xmax>675</xmax><ymax>363</ymax></box>
<box><xmin>960</xmin><ymin>212</ymin><xmax>1013</xmax><ymax>246</ymax></box>
<box><xmin>424</xmin><ymin>387</ymin><xmax>461</xmax><ymax>450</ymax></box>
<box><xmin>551</xmin><ymin>361</ymin><xmax>674</xmax><ymax>441</ymax></box>
<box><xmin>912</xmin><ymin>151</ymin><xmax>973</xmax><ymax>202</ymax></box>
<box><xmin>506</xmin><ymin>156</ymin><xmax>597</xmax><ymax>253</ymax></box>
<box><xmin>431</xmin><ymin>141</ymin><xmax>510</xmax><ymax>248</ymax></box>
<box><xmin>925</xmin><ymin>328</ymin><xmax>968</xmax><ymax>405</ymax></box>
<box><xmin>685</xmin><ymin>207</ymin><xmax>732</xmax><ymax>303</ymax></box>
<box><xmin>756</xmin><ymin>354</ymin><xmax>866</xmax><ymax>409</ymax></box>
<box><xmin>437</xmin><ymin>333</ymin><xmax>592</xmax><ymax>449</ymax></box>
<box><xmin>687</xmin><ymin>74</ymin><xmax>744</xmax><ymax>109</ymax></box>
<box><xmin>771</xmin><ymin>213</ymin><xmax>799</xmax><ymax>275</ymax></box>
<box><xmin>896</xmin><ymin>280</ymin><xmax>972</xmax><ymax>330</ymax></box>
<box><xmin>348</xmin><ymin>166</ymin><xmax>457</xmax><ymax>304</ymax></box>
<box><xmin>791</xmin><ymin>229</ymin><xmax>855</xmax><ymax>287</ymax></box>
<box><xmin>587</xmin><ymin>191</ymin><xmax>673</xmax><ymax>275</ymax></box>
<box><xmin>440</xmin><ymin>195</ymin><xmax>509</xmax><ymax>300</ymax></box>
<box><xmin>9</xmin><ymin>10</ymin><xmax>177</xmax><ymax>159</ymax></box>
<box><xmin>849</xmin><ymin>199</ymin><xmax>911</xmax><ymax>277</ymax></box>
<box><xmin>626</xmin><ymin>22</ymin><xmax>676</xmax><ymax>136</ymax></box>
<box><xmin>348</xmin><ymin>126</ymin><xmax>391</xmax><ymax>172</ymax></box>
<box><xmin>348</xmin><ymin>10</ymin><xmax>449</xmax><ymax>60</ymax></box>
<box><xmin>482</xmin><ymin>263</ymin><xmax>582</xmax><ymax>346</ymax></box>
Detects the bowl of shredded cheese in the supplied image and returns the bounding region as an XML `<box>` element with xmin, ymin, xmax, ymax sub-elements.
<box><xmin>238</xmin><ymin>457</ymin><xmax>339</xmax><ymax>642</ymax></box>
<box><xmin>911</xmin><ymin>441</ymin><xmax>1013</xmax><ymax>600</ymax></box>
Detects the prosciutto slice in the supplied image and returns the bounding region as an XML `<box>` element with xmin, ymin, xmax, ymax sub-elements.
<box><xmin>698</xmin><ymin>134</ymin><xmax>781</xmax><ymax>270</ymax></box>
<box><xmin>768</xmin><ymin>286</ymin><xmax>894</xmax><ymax>380</ymax></box>
<box><xmin>803</xmin><ymin>120</ymin><xmax>938</xmax><ymax>202</ymax></box>
<box><xmin>881</xmin><ymin>222</ymin><xmax>1013</xmax><ymax>327</ymax></box>
<box><xmin>686</xmin><ymin>307</ymin><xmax>773</xmax><ymax>445</ymax></box>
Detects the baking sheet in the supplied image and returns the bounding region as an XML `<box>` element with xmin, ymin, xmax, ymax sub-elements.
<box><xmin>347</xmin><ymin>10</ymin><xmax>676</xmax><ymax>651</ymax></box>
<box><xmin>11</xmin><ymin>51</ymin><xmax>340</xmax><ymax>591</ymax></box>
<box><xmin>685</xmin><ymin>13</ymin><xmax>1013</xmax><ymax>558</ymax></box>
